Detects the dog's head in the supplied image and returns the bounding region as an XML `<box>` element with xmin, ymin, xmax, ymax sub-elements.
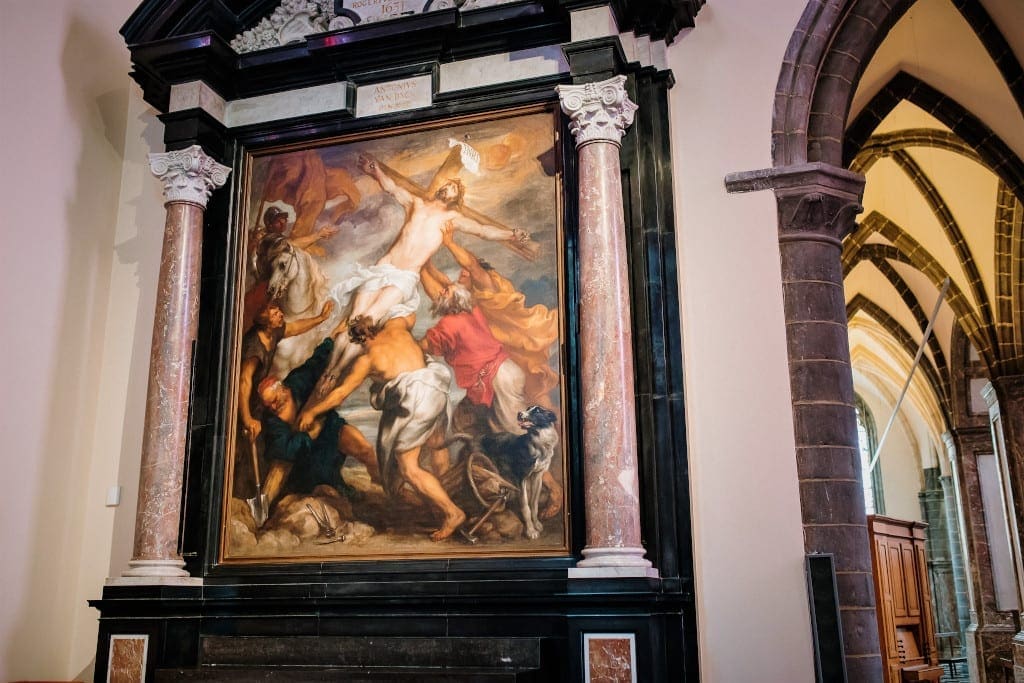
<box><xmin>516</xmin><ymin>405</ymin><xmax>557</xmax><ymax>432</ymax></box>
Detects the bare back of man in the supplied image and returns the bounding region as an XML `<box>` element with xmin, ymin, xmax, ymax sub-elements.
<box><xmin>299</xmin><ymin>315</ymin><xmax>466</xmax><ymax>541</ymax></box>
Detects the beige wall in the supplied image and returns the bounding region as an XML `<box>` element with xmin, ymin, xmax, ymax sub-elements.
<box><xmin>1</xmin><ymin>0</ymin><xmax>821</xmax><ymax>680</ymax></box>
<box><xmin>667</xmin><ymin>1</ymin><xmax>816</xmax><ymax>680</ymax></box>
<box><xmin>0</xmin><ymin>0</ymin><xmax>160</xmax><ymax>679</ymax></box>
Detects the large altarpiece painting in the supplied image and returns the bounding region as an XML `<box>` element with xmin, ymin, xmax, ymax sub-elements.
<box><xmin>96</xmin><ymin>0</ymin><xmax>700</xmax><ymax>677</ymax></box>
<box><xmin>222</xmin><ymin>106</ymin><xmax>570</xmax><ymax>563</ymax></box>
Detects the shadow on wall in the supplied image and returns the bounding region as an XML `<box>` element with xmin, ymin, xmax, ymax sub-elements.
<box><xmin>4</xmin><ymin>7</ymin><xmax>160</xmax><ymax>681</ymax></box>
<box><xmin>108</xmin><ymin>100</ymin><xmax>166</xmax><ymax>579</ymax></box>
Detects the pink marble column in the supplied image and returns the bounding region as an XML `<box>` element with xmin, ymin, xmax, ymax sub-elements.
<box><xmin>114</xmin><ymin>146</ymin><xmax>230</xmax><ymax>584</ymax></box>
<box><xmin>557</xmin><ymin>76</ymin><xmax>656</xmax><ymax>578</ymax></box>
<box><xmin>983</xmin><ymin>377</ymin><xmax>1024</xmax><ymax>677</ymax></box>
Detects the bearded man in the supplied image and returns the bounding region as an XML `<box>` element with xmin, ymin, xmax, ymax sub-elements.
<box><xmin>419</xmin><ymin>263</ymin><xmax>527</xmax><ymax>435</ymax></box>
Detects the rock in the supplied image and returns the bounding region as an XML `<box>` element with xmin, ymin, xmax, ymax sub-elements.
<box><xmin>491</xmin><ymin>510</ymin><xmax>525</xmax><ymax>539</ymax></box>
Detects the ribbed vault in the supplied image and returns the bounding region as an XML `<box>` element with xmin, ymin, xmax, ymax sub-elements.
<box><xmin>841</xmin><ymin>0</ymin><xmax>1024</xmax><ymax>520</ymax></box>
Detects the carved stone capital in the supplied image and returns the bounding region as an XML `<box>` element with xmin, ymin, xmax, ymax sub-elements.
<box><xmin>149</xmin><ymin>145</ymin><xmax>231</xmax><ymax>208</ymax></box>
<box><xmin>725</xmin><ymin>162</ymin><xmax>865</xmax><ymax>243</ymax></box>
<box><xmin>556</xmin><ymin>75</ymin><xmax>638</xmax><ymax>147</ymax></box>
<box><xmin>776</xmin><ymin>190</ymin><xmax>863</xmax><ymax>244</ymax></box>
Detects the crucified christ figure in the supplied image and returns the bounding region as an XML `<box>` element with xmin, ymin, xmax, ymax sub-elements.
<box><xmin>303</xmin><ymin>150</ymin><xmax>539</xmax><ymax>408</ymax></box>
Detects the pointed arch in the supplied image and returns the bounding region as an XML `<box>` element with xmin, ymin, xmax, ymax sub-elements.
<box><xmin>843</xmin><ymin>72</ymin><xmax>1024</xmax><ymax>202</ymax></box>
<box><xmin>772</xmin><ymin>0</ymin><xmax>916</xmax><ymax>167</ymax></box>
<box><xmin>854</xmin><ymin>212</ymin><xmax>996</xmax><ymax>370</ymax></box>
<box><xmin>950</xmin><ymin>0</ymin><xmax>1024</xmax><ymax>118</ymax></box>
<box><xmin>888</xmin><ymin>149</ymin><xmax>995</xmax><ymax>339</ymax></box>
<box><xmin>850</xmin><ymin>129</ymin><xmax>984</xmax><ymax>175</ymax></box>
<box><xmin>847</xmin><ymin>293</ymin><xmax>951</xmax><ymax>423</ymax></box>
<box><xmin>847</xmin><ymin>255</ymin><xmax>950</xmax><ymax>403</ymax></box>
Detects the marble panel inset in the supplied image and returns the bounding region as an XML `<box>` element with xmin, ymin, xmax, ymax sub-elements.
<box><xmin>355</xmin><ymin>76</ymin><xmax>432</xmax><ymax>118</ymax></box>
<box><xmin>107</xmin><ymin>635</ymin><xmax>148</xmax><ymax>683</ymax></box>
<box><xmin>584</xmin><ymin>633</ymin><xmax>636</xmax><ymax>683</ymax></box>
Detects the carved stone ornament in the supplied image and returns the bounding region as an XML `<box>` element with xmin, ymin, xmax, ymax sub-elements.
<box><xmin>229</xmin><ymin>0</ymin><xmax>519</xmax><ymax>53</ymax></box>
<box><xmin>777</xmin><ymin>190</ymin><xmax>864</xmax><ymax>244</ymax></box>
<box><xmin>556</xmin><ymin>75</ymin><xmax>638</xmax><ymax>147</ymax></box>
<box><xmin>149</xmin><ymin>146</ymin><xmax>231</xmax><ymax>207</ymax></box>
<box><xmin>230</xmin><ymin>0</ymin><xmax>336</xmax><ymax>53</ymax></box>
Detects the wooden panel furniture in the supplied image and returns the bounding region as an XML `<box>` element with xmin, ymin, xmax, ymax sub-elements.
<box><xmin>868</xmin><ymin>516</ymin><xmax>944</xmax><ymax>683</ymax></box>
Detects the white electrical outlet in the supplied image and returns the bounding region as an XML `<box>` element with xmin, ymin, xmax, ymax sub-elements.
<box><xmin>106</xmin><ymin>485</ymin><xmax>122</xmax><ymax>507</ymax></box>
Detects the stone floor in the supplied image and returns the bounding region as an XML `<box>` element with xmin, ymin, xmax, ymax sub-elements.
<box><xmin>940</xmin><ymin>662</ymin><xmax>970</xmax><ymax>682</ymax></box>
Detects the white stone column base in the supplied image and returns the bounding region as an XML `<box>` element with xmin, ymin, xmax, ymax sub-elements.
<box><xmin>106</xmin><ymin>559</ymin><xmax>202</xmax><ymax>586</ymax></box>
<box><xmin>569</xmin><ymin>547</ymin><xmax>659</xmax><ymax>579</ymax></box>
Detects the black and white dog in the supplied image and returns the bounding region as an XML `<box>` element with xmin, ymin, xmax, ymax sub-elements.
<box><xmin>480</xmin><ymin>405</ymin><xmax>559</xmax><ymax>539</ymax></box>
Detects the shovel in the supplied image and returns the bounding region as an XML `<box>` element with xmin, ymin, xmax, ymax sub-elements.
<box><xmin>246</xmin><ymin>435</ymin><xmax>269</xmax><ymax>527</ymax></box>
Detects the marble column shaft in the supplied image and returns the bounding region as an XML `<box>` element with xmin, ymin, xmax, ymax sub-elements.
<box><xmin>557</xmin><ymin>75</ymin><xmax>653</xmax><ymax>575</ymax></box>
<box><xmin>940</xmin><ymin>474</ymin><xmax>972</xmax><ymax>652</ymax></box>
<box><xmin>920</xmin><ymin>468</ymin><xmax>960</xmax><ymax>637</ymax></box>
<box><xmin>945</xmin><ymin>428</ymin><xmax>1018</xmax><ymax>682</ymax></box>
<box><xmin>577</xmin><ymin>140</ymin><xmax>643</xmax><ymax>555</ymax></box>
<box><xmin>984</xmin><ymin>376</ymin><xmax>1024</xmax><ymax>677</ymax></box>
<box><xmin>119</xmin><ymin>146</ymin><xmax>230</xmax><ymax>581</ymax></box>
<box><xmin>132</xmin><ymin>201</ymin><xmax>204</xmax><ymax>563</ymax></box>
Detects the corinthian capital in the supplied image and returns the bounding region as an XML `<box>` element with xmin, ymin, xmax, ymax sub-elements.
<box><xmin>556</xmin><ymin>75</ymin><xmax>638</xmax><ymax>147</ymax></box>
<box><xmin>149</xmin><ymin>145</ymin><xmax>231</xmax><ymax>207</ymax></box>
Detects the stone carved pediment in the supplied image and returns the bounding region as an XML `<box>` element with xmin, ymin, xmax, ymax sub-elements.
<box><xmin>230</xmin><ymin>0</ymin><xmax>518</xmax><ymax>53</ymax></box>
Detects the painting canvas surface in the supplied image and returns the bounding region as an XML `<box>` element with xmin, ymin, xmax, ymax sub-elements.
<box><xmin>221</xmin><ymin>107</ymin><xmax>568</xmax><ymax>562</ymax></box>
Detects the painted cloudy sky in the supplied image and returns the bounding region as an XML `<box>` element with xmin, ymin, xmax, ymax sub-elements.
<box><xmin>248</xmin><ymin>108</ymin><xmax>562</xmax><ymax>320</ymax></box>
<box><xmin>244</xmin><ymin>108</ymin><xmax>564</xmax><ymax>434</ymax></box>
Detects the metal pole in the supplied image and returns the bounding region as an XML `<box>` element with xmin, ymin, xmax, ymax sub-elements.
<box><xmin>867</xmin><ymin>277</ymin><xmax>951</xmax><ymax>473</ymax></box>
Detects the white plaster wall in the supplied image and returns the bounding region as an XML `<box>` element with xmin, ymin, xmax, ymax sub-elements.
<box><xmin>666</xmin><ymin>1</ymin><xmax>817</xmax><ymax>680</ymax></box>
<box><xmin>0</xmin><ymin>0</ymin><xmax>160</xmax><ymax>679</ymax></box>
<box><xmin>0</xmin><ymin>0</ymin><xmax>855</xmax><ymax>680</ymax></box>
<box><xmin>858</xmin><ymin>385</ymin><xmax>926</xmax><ymax>522</ymax></box>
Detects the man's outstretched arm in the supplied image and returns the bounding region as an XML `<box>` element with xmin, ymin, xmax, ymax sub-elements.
<box><xmin>289</xmin><ymin>225</ymin><xmax>339</xmax><ymax>250</ymax></box>
<box><xmin>420</xmin><ymin>260</ymin><xmax>450</xmax><ymax>302</ymax></box>
<box><xmin>297</xmin><ymin>354</ymin><xmax>372</xmax><ymax>432</ymax></box>
<box><xmin>359</xmin><ymin>154</ymin><xmax>413</xmax><ymax>208</ymax></box>
<box><xmin>442</xmin><ymin>225</ymin><xmax>494</xmax><ymax>291</ymax></box>
<box><xmin>452</xmin><ymin>215</ymin><xmax>523</xmax><ymax>242</ymax></box>
<box><xmin>283</xmin><ymin>300</ymin><xmax>334</xmax><ymax>338</ymax></box>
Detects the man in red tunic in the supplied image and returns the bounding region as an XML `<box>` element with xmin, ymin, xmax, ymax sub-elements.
<box><xmin>420</xmin><ymin>266</ymin><xmax>528</xmax><ymax>437</ymax></box>
<box><xmin>421</xmin><ymin>256</ymin><xmax>564</xmax><ymax>520</ymax></box>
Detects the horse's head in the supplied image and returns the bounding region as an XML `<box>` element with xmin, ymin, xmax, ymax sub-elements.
<box><xmin>266</xmin><ymin>241</ymin><xmax>298</xmax><ymax>302</ymax></box>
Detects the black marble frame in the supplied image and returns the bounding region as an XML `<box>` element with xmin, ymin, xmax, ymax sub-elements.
<box><xmin>94</xmin><ymin>7</ymin><xmax>696</xmax><ymax>680</ymax></box>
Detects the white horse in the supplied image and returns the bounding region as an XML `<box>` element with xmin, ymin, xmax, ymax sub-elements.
<box><xmin>258</xmin><ymin>236</ymin><xmax>338</xmax><ymax>376</ymax></box>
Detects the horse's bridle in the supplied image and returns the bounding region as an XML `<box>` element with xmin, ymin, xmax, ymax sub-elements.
<box><xmin>267</xmin><ymin>240</ymin><xmax>299</xmax><ymax>299</ymax></box>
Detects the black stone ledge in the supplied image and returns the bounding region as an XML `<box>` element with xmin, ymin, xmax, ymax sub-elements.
<box><xmin>156</xmin><ymin>669</ymin><xmax>521</xmax><ymax>681</ymax></box>
<box><xmin>557</xmin><ymin>0</ymin><xmax>705</xmax><ymax>43</ymax></box>
<box><xmin>201</xmin><ymin>635</ymin><xmax>542</xmax><ymax>668</ymax></box>
<box><xmin>90</xmin><ymin>578</ymin><xmax>691</xmax><ymax>622</ymax></box>
<box><xmin>93</xmin><ymin>570</ymin><xmax>686</xmax><ymax>600</ymax></box>
<box><xmin>724</xmin><ymin>162</ymin><xmax>865</xmax><ymax>199</ymax></box>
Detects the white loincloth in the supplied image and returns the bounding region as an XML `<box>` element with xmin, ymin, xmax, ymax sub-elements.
<box><xmin>488</xmin><ymin>358</ymin><xmax>528</xmax><ymax>434</ymax></box>
<box><xmin>330</xmin><ymin>262</ymin><xmax>421</xmax><ymax>321</ymax></box>
<box><xmin>370</xmin><ymin>359</ymin><xmax>453</xmax><ymax>494</ymax></box>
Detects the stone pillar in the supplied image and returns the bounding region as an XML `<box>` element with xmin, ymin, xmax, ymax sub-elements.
<box><xmin>777</xmin><ymin>167</ymin><xmax>882</xmax><ymax>680</ymax></box>
<box><xmin>556</xmin><ymin>75</ymin><xmax>655</xmax><ymax>578</ymax></box>
<box><xmin>113</xmin><ymin>145</ymin><xmax>230</xmax><ymax>583</ymax></box>
<box><xmin>982</xmin><ymin>378</ymin><xmax>1024</xmax><ymax>677</ymax></box>
<box><xmin>727</xmin><ymin>162</ymin><xmax>881</xmax><ymax>678</ymax></box>
<box><xmin>945</xmin><ymin>428</ymin><xmax>1019</xmax><ymax>682</ymax></box>
<box><xmin>940</xmin><ymin>472</ymin><xmax>972</xmax><ymax>653</ymax></box>
<box><xmin>920</xmin><ymin>467</ymin><xmax>962</xmax><ymax>641</ymax></box>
